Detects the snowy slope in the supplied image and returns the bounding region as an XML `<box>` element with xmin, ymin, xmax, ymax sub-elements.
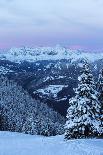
<box><xmin>34</xmin><ymin>85</ymin><xmax>68</xmax><ymax>98</ymax></box>
<box><xmin>0</xmin><ymin>46</ymin><xmax>103</xmax><ymax>63</ymax></box>
<box><xmin>0</xmin><ymin>131</ymin><xmax>103</xmax><ymax>155</ymax></box>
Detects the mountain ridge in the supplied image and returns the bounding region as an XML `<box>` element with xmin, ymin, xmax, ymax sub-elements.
<box><xmin>0</xmin><ymin>45</ymin><xmax>103</xmax><ymax>63</ymax></box>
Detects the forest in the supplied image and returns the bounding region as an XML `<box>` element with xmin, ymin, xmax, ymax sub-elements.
<box><xmin>0</xmin><ymin>61</ymin><xmax>102</xmax><ymax>139</ymax></box>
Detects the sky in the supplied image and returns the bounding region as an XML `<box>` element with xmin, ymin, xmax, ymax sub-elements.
<box><xmin>0</xmin><ymin>0</ymin><xmax>103</xmax><ymax>50</ymax></box>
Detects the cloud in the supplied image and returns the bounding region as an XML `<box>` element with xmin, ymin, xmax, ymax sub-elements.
<box><xmin>0</xmin><ymin>0</ymin><xmax>103</xmax><ymax>49</ymax></box>
<box><xmin>1</xmin><ymin>0</ymin><xmax>103</xmax><ymax>29</ymax></box>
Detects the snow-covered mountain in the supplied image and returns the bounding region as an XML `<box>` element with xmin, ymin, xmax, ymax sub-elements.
<box><xmin>0</xmin><ymin>46</ymin><xmax>103</xmax><ymax>116</ymax></box>
<box><xmin>0</xmin><ymin>45</ymin><xmax>103</xmax><ymax>63</ymax></box>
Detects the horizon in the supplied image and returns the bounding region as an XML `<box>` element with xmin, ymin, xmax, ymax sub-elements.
<box><xmin>0</xmin><ymin>44</ymin><xmax>103</xmax><ymax>53</ymax></box>
<box><xmin>0</xmin><ymin>0</ymin><xmax>103</xmax><ymax>50</ymax></box>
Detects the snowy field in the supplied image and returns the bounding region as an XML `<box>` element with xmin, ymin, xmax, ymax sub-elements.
<box><xmin>0</xmin><ymin>132</ymin><xmax>103</xmax><ymax>155</ymax></box>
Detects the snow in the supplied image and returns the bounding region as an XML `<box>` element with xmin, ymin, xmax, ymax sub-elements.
<box><xmin>57</xmin><ymin>75</ymin><xmax>66</xmax><ymax>79</ymax></box>
<box><xmin>34</xmin><ymin>85</ymin><xmax>67</xmax><ymax>98</ymax></box>
<box><xmin>65</xmin><ymin>63</ymin><xmax>102</xmax><ymax>139</ymax></box>
<box><xmin>43</xmin><ymin>76</ymin><xmax>54</xmax><ymax>82</ymax></box>
<box><xmin>0</xmin><ymin>66</ymin><xmax>13</xmax><ymax>75</ymax></box>
<box><xmin>0</xmin><ymin>46</ymin><xmax>103</xmax><ymax>63</ymax></box>
<box><xmin>0</xmin><ymin>131</ymin><xmax>103</xmax><ymax>155</ymax></box>
<box><xmin>57</xmin><ymin>97</ymin><xmax>67</xmax><ymax>101</ymax></box>
<box><xmin>43</xmin><ymin>76</ymin><xmax>65</xmax><ymax>82</ymax></box>
<box><xmin>94</xmin><ymin>64</ymin><xmax>97</xmax><ymax>70</ymax></box>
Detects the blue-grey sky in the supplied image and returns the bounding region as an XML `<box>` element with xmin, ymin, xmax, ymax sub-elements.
<box><xmin>0</xmin><ymin>0</ymin><xmax>103</xmax><ymax>50</ymax></box>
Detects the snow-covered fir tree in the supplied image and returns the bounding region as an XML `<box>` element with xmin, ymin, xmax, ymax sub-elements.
<box><xmin>97</xmin><ymin>69</ymin><xmax>103</xmax><ymax>129</ymax></box>
<box><xmin>65</xmin><ymin>62</ymin><xmax>102</xmax><ymax>139</ymax></box>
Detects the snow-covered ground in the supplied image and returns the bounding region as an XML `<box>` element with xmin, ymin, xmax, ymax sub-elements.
<box><xmin>34</xmin><ymin>85</ymin><xmax>67</xmax><ymax>98</ymax></box>
<box><xmin>0</xmin><ymin>131</ymin><xmax>103</xmax><ymax>155</ymax></box>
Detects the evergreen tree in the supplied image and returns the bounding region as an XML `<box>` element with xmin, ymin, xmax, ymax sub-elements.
<box><xmin>97</xmin><ymin>69</ymin><xmax>103</xmax><ymax>128</ymax></box>
<box><xmin>65</xmin><ymin>62</ymin><xmax>102</xmax><ymax>139</ymax></box>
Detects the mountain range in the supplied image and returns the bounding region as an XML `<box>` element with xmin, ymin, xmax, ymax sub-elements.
<box><xmin>0</xmin><ymin>45</ymin><xmax>103</xmax><ymax>116</ymax></box>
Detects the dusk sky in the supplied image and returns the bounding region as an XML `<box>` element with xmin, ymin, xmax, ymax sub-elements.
<box><xmin>0</xmin><ymin>0</ymin><xmax>103</xmax><ymax>50</ymax></box>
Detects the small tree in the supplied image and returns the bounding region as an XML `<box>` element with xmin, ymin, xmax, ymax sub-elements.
<box><xmin>65</xmin><ymin>62</ymin><xmax>102</xmax><ymax>140</ymax></box>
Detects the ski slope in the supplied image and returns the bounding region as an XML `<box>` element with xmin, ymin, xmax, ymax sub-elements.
<box><xmin>0</xmin><ymin>131</ymin><xmax>103</xmax><ymax>155</ymax></box>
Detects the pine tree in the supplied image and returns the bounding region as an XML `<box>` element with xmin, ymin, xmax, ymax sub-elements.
<box><xmin>97</xmin><ymin>69</ymin><xmax>103</xmax><ymax>129</ymax></box>
<box><xmin>65</xmin><ymin>62</ymin><xmax>102</xmax><ymax>140</ymax></box>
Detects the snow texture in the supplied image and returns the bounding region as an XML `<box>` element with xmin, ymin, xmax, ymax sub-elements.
<box><xmin>0</xmin><ymin>131</ymin><xmax>103</xmax><ymax>155</ymax></box>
